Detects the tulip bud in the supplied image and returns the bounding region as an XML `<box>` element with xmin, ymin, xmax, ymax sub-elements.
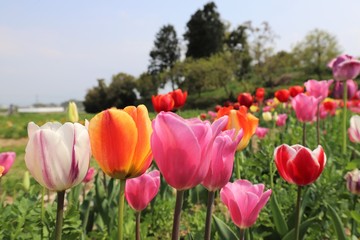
<box><xmin>262</xmin><ymin>112</ymin><xmax>272</xmax><ymax>122</ymax></box>
<box><xmin>68</xmin><ymin>101</ymin><xmax>79</xmax><ymax>123</ymax></box>
<box><xmin>344</xmin><ymin>169</ymin><xmax>360</xmax><ymax>195</ymax></box>
<box><xmin>23</xmin><ymin>171</ymin><xmax>30</xmax><ymax>192</ymax></box>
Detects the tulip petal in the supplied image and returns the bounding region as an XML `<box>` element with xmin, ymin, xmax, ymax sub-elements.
<box><xmin>274</xmin><ymin>144</ymin><xmax>296</xmax><ymax>183</ymax></box>
<box><xmin>123</xmin><ymin>105</ymin><xmax>153</xmax><ymax>178</ymax></box>
<box><xmin>151</xmin><ymin>112</ymin><xmax>202</xmax><ymax>190</ymax></box>
<box><xmin>89</xmin><ymin>109</ymin><xmax>137</xmax><ymax>179</ymax></box>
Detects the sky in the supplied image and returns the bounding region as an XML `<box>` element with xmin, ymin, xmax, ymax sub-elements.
<box><xmin>1</xmin><ymin>1</ymin><xmax>359</xmax><ymax>107</ymax></box>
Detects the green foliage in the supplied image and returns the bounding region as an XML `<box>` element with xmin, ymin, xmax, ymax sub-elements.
<box><xmin>184</xmin><ymin>2</ymin><xmax>225</xmax><ymax>59</ymax></box>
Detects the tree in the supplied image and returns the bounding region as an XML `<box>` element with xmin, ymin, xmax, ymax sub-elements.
<box><xmin>83</xmin><ymin>79</ymin><xmax>109</xmax><ymax>113</ymax></box>
<box><xmin>136</xmin><ymin>72</ymin><xmax>159</xmax><ymax>99</ymax></box>
<box><xmin>225</xmin><ymin>24</ymin><xmax>252</xmax><ymax>80</ymax></box>
<box><xmin>184</xmin><ymin>2</ymin><xmax>225</xmax><ymax>59</ymax></box>
<box><xmin>148</xmin><ymin>24</ymin><xmax>180</xmax><ymax>75</ymax></box>
<box><xmin>107</xmin><ymin>73</ymin><xmax>137</xmax><ymax>108</ymax></box>
<box><xmin>292</xmin><ymin>29</ymin><xmax>341</xmax><ymax>79</ymax></box>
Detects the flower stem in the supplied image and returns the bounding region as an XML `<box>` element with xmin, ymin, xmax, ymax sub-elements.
<box><xmin>204</xmin><ymin>191</ymin><xmax>215</xmax><ymax>240</ymax></box>
<box><xmin>351</xmin><ymin>195</ymin><xmax>357</xmax><ymax>237</ymax></box>
<box><xmin>342</xmin><ymin>81</ymin><xmax>348</xmax><ymax>154</ymax></box>
<box><xmin>302</xmin><ymin>122</ymin><xmax>306</xmax><ymax>147</ymax></box>
<box><xmin>118</xmin><ymin>179</ymin><xmax>126</xmax><ymax>240</ymax></box>
<box><xmin>239</xmin><ymin>228</ymin><xmax>245</xmax><ymax>240</ymax></box>
<box><xmin>41</xmin><ymin>187</ymin><xmax>45</xmax><ymax>240</ymax></box>
<box><xmin>172</xmin><ymin>190</ymin><xmax>184</xmax><ymax>240</ymax></box>
<box><xmin>235</xmin><ymin>151</ymin><xmax>242</xmax><ymax>179</ymax></box>
<box><xmin>316</xmin><ymin>102</ymin><xmax>320</xmax><ymax>146</ymax></box>
<box><xmin>135</xmin><ymin>211</ymin><xmax>141</xmax><ymax>240</ymax></box>
<box><xmin>295</xmin><ymin>186</ymin><xmax>302</xmax><ymax>240</ymax></box>
<box><xmin>55</xmin><ymin>190</ymin><xmax>65</xmax><ymax>240</ymax></box>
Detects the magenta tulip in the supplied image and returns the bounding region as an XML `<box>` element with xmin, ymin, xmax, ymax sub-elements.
<box><xmin>276</xmin><ymin>113</ymin><xmax>288</xmax><ymax>127</ymax></box>
<box><xmin>332</xmin><ymin>80</ymin><xmax>358</xmax><ymax>99</ymax></box>
<box><xmin>328</xmin><ymin>54</ymin><xmax>360</xmax><ymax>81</ymax></box>
<box><xmin>125</xmin><ymin>170</ymin><xmax>160</xmax><ymax>212</ymax></box>
<box><xmin>291</xmin><ymin>93</ymin><xmax>319</xmax><ymax>123</ymax></box>
<box><xmin>304</xmin><ymin>79</ymin><xmax>333</xmax><ymax>101</ymax></box>
<box><xmin>348</xmin><ymin>115</ymin><xmax>360</xmax><ymax>143</ymax></box>
<box><xmin>255</xmin><ymin>127</ymin><xmax>269</xmax><ymax>139</ymax></box>
<box><xmin>83</xmin><ymin>167</ymin><xmax>95</xmax><ymax>183</ymax></box>
<box><xmin>151</xmin><ymin>112</ymin><xmax>227</xmax><ymax>190</ymax></box>
<box><xmin>220</xmin><ymin>179</ymin><xmax>272</xmax><ymax>229</ymax></box>
<box><xmin>202</xmin><ymin>129</ymin><xmax>241</xmax><ymax>192</ymax></box>
<box><xmin>0</xmin><ymin>152</ymin><xmax>16</xmax><ymax>176</ymax></box>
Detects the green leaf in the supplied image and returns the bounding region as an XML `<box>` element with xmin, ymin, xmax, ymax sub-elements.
<box><xmin>212</xmin><ymin>215</ymin><xmax>239</xmax><ymax>240</ymax></box>
<box><xmin>326</xmin><ymin>204</ymin><xmax>347</xmax><ymax>240</ymax></box>
<box><xmin>350</xmin><ymin>210</ymin><xmax>360</xmax><ymax>223</ymax></box>
<box><xmin>270</xmin><ymin>192</ymin><xmax>288</xmax><ymax>236</ymax></box>
<box><xmin>282</xmin><ymin>217</ymin><xmax>317</xmax><ymax>240</ymax></box>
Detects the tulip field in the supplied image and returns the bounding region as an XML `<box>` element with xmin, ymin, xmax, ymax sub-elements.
<box><xmin>1</xmin><ymin>55</ymin><xmax>360</xmax><ymax>240</ymax></box>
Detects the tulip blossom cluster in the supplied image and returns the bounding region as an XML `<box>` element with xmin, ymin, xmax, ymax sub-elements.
<box><xmin>152</xmin><ymin>88</ymin><xmax>187</xmax><ymax>113</ymax></box>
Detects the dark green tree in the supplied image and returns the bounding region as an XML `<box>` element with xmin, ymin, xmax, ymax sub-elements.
<box><xmin>136</xmin><ymin>72</ymin><xmax>159</xmax><ymax>99</ymax></box>
<box><xmin>148</xmin><ymin>24</ymin><xmax>180</xmax><ymax>75</ymax></box>
<box><xmin>225</xmin><ymin>24</ymin><xmax>252</xmax><ymax>80</ymax></box>
<box><xmin>107</xmin><ymin>73</ymin><xmax>137</xmax><ymax>108</ymax></box>
<box><xmin>184</xmin><ymin>2</ymin><xmax>225</xmax><ymax>59</ymax></box>
<box><xmin>83</xmin><ymin>79</ymin><xmax>109</xmax><ymax>113</ymax></box>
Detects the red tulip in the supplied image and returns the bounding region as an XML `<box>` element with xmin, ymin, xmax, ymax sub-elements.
<box><xmin>220</xmin><ymin>179</ymin><xmax>272</xmax><ymax>229</ymax></box>
<box><xmin>328</xmin><ymin>54</ymin><xmax>360</xmax><ymax>81</ymax></box>
<box><xmin>274</xmin><ymin>144</ymin><xmax>326</xmax><ymax>186</ymax></box>
<box><xmin>237</xmin><ymin>93</ymin><xmax>253</xmax><ymax>108</ymax></box>
<box><xmin>275</xmin><ymin>89</ymin><xmax>290</xmax><ymax>103</ymax></box>
<box><xmin>170</xmin><ymin>89</ymin><xmax>188</xmax><ymax>109</ymax></box>
<box><xmin>125</xmin><ymin>170</ymin><xmax>160</xmax><ymax>211</ymax></box>
<box><xmin>255</xmin><ymin>88</ymin><xmax>265</xmax><ymax>102</ymax></box>
<box><xmin>151</xmin><ymin>94</ymin><xmax>175</xmax><ymax>113</ymax></box>
<box><xmin>289</xmin><ymin>86</ymin><xmax>304</xmax><ymax>98</ymax></box>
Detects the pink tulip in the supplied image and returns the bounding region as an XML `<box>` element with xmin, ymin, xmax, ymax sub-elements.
<box><xmin>255</xmin><ymin>127</ymin><xmax>269</xmax><ymax>139</ymax></box>
<box><xmin>83</xmin><ymin>167</ymin><xmax>96</xmax><ymax>183</ymax></box>
<box><xmin>291</xmin><ymin>93</ymin><xmax>319</xmax><ymax>122</ymax></box>
<box><xmin>275</xmin><ymin>114</ymin><xmax>287</xmax><ymax>127</ymax></box>
<box><xmin>332</xmin><ymin>80</ymin><xmax>358</xmax><ymax>100</ymax></box>
<box><xmin>202</xmin><ymin>129</ymin><xmax>241</xmax><ymax>192</ymax></box>
<box><xmin>328</xmin><ymin>54</ymin><xmax>360</xmax><ymax>81</ymax></box>
<box><xmin>319</xmin><ymin>104</ymin><xmax>328</xmax><ymax>119</ymax></box>
<box><xmin>151</xmin><ymin>112</ymin><xmax>227</xmax><ymax>190</ymax></box>
<box><xmin>0</xmin><ymin>152</ymin><xmax>16</xmax><ymax>176</ymax></box>
<box><xmin>304</xmin><ymin>79</ymin><xmax>333</xmax><ymax>101</ymax></box>
<box><xmin>220</xmin><ymin>179</ymin><xmax>272</xmax><ymax>229</ymax></box>
<box><xmin>348</xmin><ymin>115</ymin><xmax>360</xmax><ymax>143</ymax></box>
<box><xmin>125</xmin><ymin>170</ymin><xmax>160</xmax><ymax>211</ymax></box>
<box><xmin>344</xmin><ymin>169</ymin><xmax>360</xmax><ymax>195</ymax></box>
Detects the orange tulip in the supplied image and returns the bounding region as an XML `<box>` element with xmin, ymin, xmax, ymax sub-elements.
<box><xmin>217</xmin><ymin>106</ymin><xmax>259</xmax><ymax>151</ymax></box>
<box><xmin>0</xmin><ymin>166</ymin><xmax>4</xmax><ymax>177</ymax></box>
<box><xmin>88</xmin><ymin>105</ymin><xmax>153</xmax><ymax>179</ymax></box>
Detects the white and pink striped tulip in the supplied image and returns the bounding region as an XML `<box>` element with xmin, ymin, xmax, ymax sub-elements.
<box><xmin>348</xmin><ymin>115</ymin><xmax>360</xmax><ymax>143</ymax></box>
<box><xmin>25</xmin><ymin>122</ymin><xmax>91</xmax><ymax>191</ymax></box>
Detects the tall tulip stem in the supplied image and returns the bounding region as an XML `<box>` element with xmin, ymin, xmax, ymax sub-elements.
<box><xmin>135</xmin><ymin>211</ymin><xmax>141</xmax><ymax>240</ymax></box>
<box><xmin>118</xmin><ymin>179</ymin><xmax>126</xmax><ymax>240</ymax></box>
<box><xmin>235</xmin><ymin>151</ymin><xmax>242</xmax><ymax>179</ymax></box>
<box><xmin>316</xmin><ymin>102</ymin><xmax>320</xmax><ymax>145</ymax></box>
<box><xmin>41</xmin><ymin>187</ymin><xmax>45</xmax><ymax>240</ymax></box>
<box><xmin>342</xmin><ymin>82</ymin><xmax>348</xmax><ymax>154</ymax></box>
<box><xmin>172</xmin><ymin>190</ymin><xmax>184</xmax><ymax>240</ymax></box>
<box><xmin>55</xmin><ymin>190</ymin><xmax>65</xmax><ymax>240</ymax></box>
<box><xmin>239</xmin><ymin>228</ymin><xmax>245</xmax><ymax>240</ymax></box>
<box><xmin>295</xmin><ymin>186</ymin><xmax>302</xmax><ymax>240</ymax></box>
<box><xmin>351</xmin><ymin>195</ymin><xmax>357</xmax><ymax>237</ymax></box>
<box><xmin>302</xmin><ymin>122</ymin><xmax>306</xmax><ymax>147</ymax></box>
<box><xmin>204</xmin><ymin>191</ymin><xmax>215</xmax><ymax>240</ymax></box>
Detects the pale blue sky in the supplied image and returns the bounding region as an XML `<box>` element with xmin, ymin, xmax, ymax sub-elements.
<box><xmin>1</xmin><ymin>1</ymin><xmax>359</xmax><ymax>106</ymax></box>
